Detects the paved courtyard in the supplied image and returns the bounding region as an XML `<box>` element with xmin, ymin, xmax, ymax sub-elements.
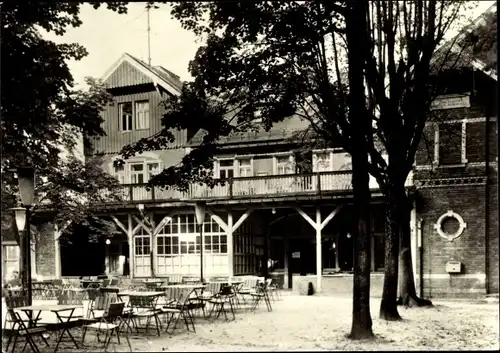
<box><xmin>5</xmin><ymin>292</ymin><xmax>498</xmax><ymax>352</ymax></box>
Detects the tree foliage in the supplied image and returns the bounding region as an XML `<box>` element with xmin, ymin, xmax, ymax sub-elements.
<box><xmin>1</xmin><ymin>2</ymin><xmax>129</xmax><ymax>240</ymax></box>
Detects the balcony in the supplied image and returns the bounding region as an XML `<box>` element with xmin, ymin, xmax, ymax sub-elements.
<box><xmin>100</xmin><ymin>171</ymin><xmax>414</xmax><ymax>204</ymax></box>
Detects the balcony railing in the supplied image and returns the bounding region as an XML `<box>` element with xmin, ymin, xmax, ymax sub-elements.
<box><xmin>101</xmin><ymin>170</ymin><xmax>414</xmax><ymax>204</ymax></box>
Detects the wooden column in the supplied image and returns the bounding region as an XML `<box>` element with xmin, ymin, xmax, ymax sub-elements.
<box><xmin>54</xmin><ymin>226</ymin><xmax>61</xmax><ymax>279</ymax></box>
<box><xmin>227</xmin><ymin>212</ymin><xmax>234</xmax><ymax>277</ymax></box>
<box><xmin>315</xmin><ymin>207</ymin><xmax>322</xmax><ymax>291</ymax></box>
<box><xmin>128</xmin><ymin>214</ymin><xmax>134</xmax><ymax>279</ymax></box>
<box><xmin>410</xmin><ymin>202</ymin><xmax>417</xmax><ymax>287</ymax></box>
<box><xmin>284</xmin><ymin>236</ymin><xmax>290</xmax><ymax>289</ymax></box>
<box><xmin>149</xmin><ymin>213</ymin><xmax>156</xmax><ymax>278</ymax></box>
<box><xmin>334</xmin><ymin>233</ymin><xmax>340</xmax><ymax>270</ymax></box>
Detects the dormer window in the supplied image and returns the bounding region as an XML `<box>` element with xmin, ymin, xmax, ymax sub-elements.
<box><xmin>119</xmin><ymin>102</ymin><xmax>133</xmax><ymax>131</ymax></box>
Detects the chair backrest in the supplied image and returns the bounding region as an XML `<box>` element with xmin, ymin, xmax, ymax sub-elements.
<box><xmin>128</xmin><ymin>295</ymin><xmax>158</xmax><ymax>310</ymax></box>
<box><xmin>102</xmin><ymin>279</ymin><xmax>111</xmax><ymax>287</ymax></box>
<box><xmin>58</xmin><ymin>290</ymin><xmax>84</xmax><ymax>305</ymax></box>
<box><xmin>182</xmin><ymin>276</ymin><xmax>201</xmax><ymax>284</ymax></box>
<box><xmin>109</xmin><ymin>278</ymin><xmax>119</xmax><ymax>286</ymax></box>
<box><xmin>168</xmin><ymin>275</ymin><xmax>182</xmax><ymax>284</ymax></box>
<box><xmin>95</xmin><ymin>292</ymin><xmax>118</xmax><ymax>311</ymax></box>
<box><xmin>52</xmin><ymin>279</ymin><xmax>63</xmax><ymax>287</ymax></box>
<box><xmin>244</xmin><ymin>278</ymin><xmax>258</xmax><ymax>288</ymax></box>
<box><xmin>266</xmin><ymin>278</ymin><xmax>273</xmax><ymax>286</ymax></box>
<box><xmin>205</xmin><ymin>282</ymin><xmax>222</xmax><ymax>297</ymax></box>
<box><xmin>5</xmin><ymin>295</ymin><xmax>29</xmax><ymax>325</ymax></box>
<box><xmin>104</xmin><ymin>302</ymin><xmax>125</xmax><ymax>323</ymax></box>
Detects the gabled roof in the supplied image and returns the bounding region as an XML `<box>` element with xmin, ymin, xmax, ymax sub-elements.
<box><xmin>101</xmin><ymin>52</ymin><xmax>184</xmax><ymax>94</ymax></box>
<box><xmin>436</xmin><ymin>3</ymin><xmax>497</xmax><ymax>81</ymax></box>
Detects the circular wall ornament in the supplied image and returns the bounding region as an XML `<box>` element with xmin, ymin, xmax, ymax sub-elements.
<box><xmin>434</xmin><ymin>210</ymin><xmax>467</xmax><ymax>241</ymax></box>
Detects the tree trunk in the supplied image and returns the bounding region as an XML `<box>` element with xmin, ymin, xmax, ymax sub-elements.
<box><xmin>379</xmin><ymin>179</ymin><xmax>403</xmax><ymax>321</ymax></box>
<box><xmin>345</xmin><ymin>0</ymin><xmax>374</xmax><ymax>340</ymax></box>
<box><xmin>397</xmin><ymin>195</ymin><xmax>433</xmax><ymax>307</ymax></box>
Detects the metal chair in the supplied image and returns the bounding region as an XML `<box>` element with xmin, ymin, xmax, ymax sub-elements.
<box><xmin>159</xmin><ymin>288</ymin><xmax>196</xmax><ymax>334</ymax></box>
<box><xmin>3</xmin><ymin>295</ymin><xmax>50</xmax><ymax>353</ymax></box>
<box><xmin>81</xmin><ymin>302</ymin><xmax>131</xmax><ymax>352</ymax></box>
<box><xmin>128</xmin><ymin>295</ymin><xmax>162</xmax><ymax>336</ymax></box>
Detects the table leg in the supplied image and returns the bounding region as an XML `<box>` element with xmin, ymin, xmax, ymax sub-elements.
<box><xmin>20</xmin><ymin>310</ymin><xmax>42</xmax><ymax>353</ymax></box>
<box><xmin>53</xmin><ymin>309</ymin><xmax>79</xmax><ymax>353</ymax></box>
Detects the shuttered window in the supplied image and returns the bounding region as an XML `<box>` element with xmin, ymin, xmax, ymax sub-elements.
<box><xmin>135</xmin><ymin>101</ymin><xmax>150</xmax><ymax>130</ymax></box>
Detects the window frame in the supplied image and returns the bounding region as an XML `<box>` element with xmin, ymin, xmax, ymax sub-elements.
<box><xmin>135</xmin><ymin>100</ymin><xmax>150</xmax><ymax>130</ymax></box>
<box><xmin>118</xmin><ymin>102</ymin><xmax>133</xmax><ymax>132</ymax></box>
<box><xmin>216</xmin><ymin>158</ymin><xmax>235</xmax><ymax>179</ymax></box>
<box><xmin>237</xmin><ymin>158</ymin><xmax>253</xmax><ymax>177</ymax></box>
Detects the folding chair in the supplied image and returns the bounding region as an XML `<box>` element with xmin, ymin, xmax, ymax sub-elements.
<box><xmin>197</xmin><ymin>282</ymin><xmax>222</xmax><ymax>318</ymax></box>
<box><xmin>128</xmin><ymin>295</ymin><xmax>162</xmax><ymax>336</ymax></box>
<box><xmin>3</xmin><ymin>295</ymin><xmax>50</xmax><ymax>353</ymax></box>
<box><xmin>81</xmin><ymin>302</ymin><xmax>132</xmax><ymax>352</ymax></box>
<box><xmin>207</xmin><ymin>284</ymin><xmax>236</xmax><ymax>321</ymax></box>
<box><xmin>249</xmin><ymin>281</ymin><xmax>272</xmax><ymax>312</ymax></box>
<box><xmin>160</xmin><ymin>288</ymin><xmax>196</xmax><ymax>334</ymax></box>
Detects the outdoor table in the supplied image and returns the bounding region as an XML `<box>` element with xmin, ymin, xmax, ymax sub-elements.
<box><xmin>15</xmin><ymin>304</ymin><xmax>83</xmax><ymax>353</ymax></box>
<box><xmin>143</xmin><ymin>280</ymin><xmax>165</xmax><ymax>291</ymax></box>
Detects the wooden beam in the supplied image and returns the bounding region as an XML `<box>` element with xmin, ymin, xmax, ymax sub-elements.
<box><xmin>232</xmin><ymin>209</ymin><xmax>254</xmax><ymax>232</ymax></box>
<box><xmin>227</xmin><ymin>212</ymin><xmax>234</xmax><ymax>277</ymax></box>
<box><xmin>153</xmin><ymin>214</ymin><xmax>173</xmax><ymax>236</ymax></box>
<box><xmin>315</xmin><ymin>207</ymin><xmax>322</xmax><ymax>292</ymax></box>
<box><xmin>206</xmin><ymin>208</ymin><xmax>229</xmax><ymax>233</ymax></box>
<box><xmin>128</xmin><ymin>213</ymin><xmax>134</xmax><ymax>279</ymax></box>
<box><xmin>111</xmin><ymin>215</ymin><xmax>128</xmax><ymax>235</ymax></box>
<box><xmin>320</xmin><ymin>205</ymin><xmax>343</xmax><ymax>230</ymax></box>
<box><xmin>132</xmin><ymin>215</ymin><xmax>152</xmax><ymax>235</ymax></box>
<box><xmin>295</xmin><ymin>207</ymin><xmax>318</xmax><ymax>230</ymax></box>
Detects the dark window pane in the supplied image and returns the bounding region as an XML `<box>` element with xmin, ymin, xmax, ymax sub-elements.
<box><xmin>220</xmin><ymin>235</ymin><xmax>227</xmax><ymax>244</ymax></box>
<box><xmin>204</xmin><ymin>223</ymin><xmax>211</xmax><ymax>233</ymax></box>
<box><xmin>220</xmin><ymin>160</ymin><xmax>233</xmax><ymax>167</ymax></box>
<box><xmin>204</xmin><ymin>236</ymin><xmax>211</xmax><ymax>244</ymax></box>
<box><xmin>128</xmin><ymin>115</ymin><xmax>132</xmax><ymax>130</ymax></box>
<box><xmin>213</xmin><ymin>243</ymin><xmax>220</xmax><ymax>253</ymax></box>
<box><xmin>172</xmin><ymin>223</ymin><xmax>178</xmax><ymax>234</ymax></box>
<box><xmin>172</xmin><ymin>237</ymin><xmax>179</xmax><ymax>245</ymax></box>
<box><xmin>144</xmin><ymin>245</ymin><xmax>150</xmax><ymax>254</ymax></box>
<box><xmin>165</xmin><ymin>237</ymin><xmax>171</xmax><ymax>246</ymax></box>
<box><xmin>195</xmin><ymin>244</ymin><xmax>200</xmax><ymax>252</ymax></box>
<box><xmin>212</xmin><ymin>222</ymin><xmax>220</xmax><ymax>232</ymax></box>
<box><xmin>180</xmin><ymin>222</ymin><xmax>187</xmax><ymax>233</ymax></box>
<box><xmin>228</xmin><ymin>169</ymin><xmax>234</xmax><ymax>178</ymax></box>
<box><xmin>188</xmin><ymin>223</ymin><xmax>195</xmax><ymax>233</ymax></box>
<box><xmin>157</xmin><ymin>245</ymin><xmax>164</xmax><ymax>255</ymax></box>
<box><xmin>157</xmin><ymin>237</ymin><xmax>164</xmax><ymax>246</ymax></box>
<box><xmin>165</xmin><ymin>245</ymin><xmax>171</xmax><ymax>255</ymax></box>
<box><xmin>172</xmin><ymin>245</ymin><xmax>179</xmax><ymax>254</ymax></box>
<box><xmin>180</xmin><ymin>243</ymin><xmax>187</xmax><ymax>254</ymax></box>
<box><xmin>213</xmin><ymin>235</ymin><xmax>220</xmax><ymax>245</ymax></box>
<box><xmin>221</xmin><ymin>244</ymin><xmax>227</xmax><ymax>253</ymax></box>
<box><xmin>135</xmin><ymin>247</ymin><xmax>142</xmax><ymax>255</ymax></box>
<box><xmin>164</xmin><ymin>225</ymin><xmax>171</xmax><ymax>234</ymax></box>
<box><xmin>205</xmin><ymin>243</ymin><xmax>211</xmax><ymax>251</ymax></box>
<box><xmin>143</xmin><ymin>237</ymin><xmax>150</xmax><ymax>246</ymax></box>
<box><xmin>195</xmin><ymin>236</ymin><xmax>200</xmax><ymax>245</ymax></box>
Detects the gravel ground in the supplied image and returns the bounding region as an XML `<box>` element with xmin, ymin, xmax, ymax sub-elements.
<box><xmin>3</xmin><ymin>292</ymin><xmax>499</xmax><ymax>352</ymax></box>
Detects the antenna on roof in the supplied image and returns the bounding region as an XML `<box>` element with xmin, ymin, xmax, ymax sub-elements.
<box><xmin>146</xmin><ymin>5</ymin><xmax>151</xmax><ymax>66</ymax></box>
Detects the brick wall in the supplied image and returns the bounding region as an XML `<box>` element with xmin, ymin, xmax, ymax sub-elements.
<box><xmin>35</xmin><ymin>222</ymin><xmax>56</xmax><ymax>278</ymax></box>
<box><xmin>418</xmin><ymin>185</ymin><xmax>487</xmax><ymax>298</ymax></box>
<box><xmin>487</xmin><ymin>180</ymin><xmax>499</xmax><ymax>293</ymax></box>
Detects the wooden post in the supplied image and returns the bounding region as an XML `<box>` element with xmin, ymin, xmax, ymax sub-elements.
<box><xmin>128</xmin><ymin>214</ymin><xmax>134</xmax><ymax>279</ymax></box>
<box><xmin>284</xmin><ymin>237</ymin><xmax>290</xmax><ymax>289</ymax></box>
<box><xmin>54</xmin><ymin>226</ymin><xmax>62</xmax><ymax>279</ymax></box>
<box><xmin>227</xmin><ymin>212</ymin><xmax>234</xmax><ymax>277</ymax></box>
<box><xmin>315</xmin><ymin>207</ymin><xmax>322</xmax><ymax>292</ymax></box>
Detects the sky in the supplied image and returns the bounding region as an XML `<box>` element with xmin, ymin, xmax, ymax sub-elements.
<box><xmin>42</xmin><ymin>3</ymin><xmax>201</xmax><ymax>88</ymax></box>
<box><xmin>42</xmin><ymin>1</ymin><xmax>496</xmax><ymax>90</ymax></box>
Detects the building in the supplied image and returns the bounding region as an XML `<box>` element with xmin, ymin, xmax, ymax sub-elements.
<box><xmin>8</xmin><ymin>7</ymin><xmax>498</xmax><ymax>298</ymax></box>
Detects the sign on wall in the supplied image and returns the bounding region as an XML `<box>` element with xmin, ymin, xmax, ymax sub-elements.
<box><xmin>431</xmin><ymin>94</ymin><xmax>471</xmax><ymax>110</ymax></box>
<box><xmin>292</xmin><ymin>252</ymin><xmax>301</xmax><ymax>259</ymax></box>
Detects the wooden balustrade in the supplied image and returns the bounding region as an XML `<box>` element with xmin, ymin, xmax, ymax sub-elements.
<box><xmin>94</xmin><ymin>170</ymin><xmax>414</xmax><ymax>204</ymax></box>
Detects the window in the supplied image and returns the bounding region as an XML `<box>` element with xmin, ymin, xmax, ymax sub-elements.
<box><xmin>218</xmin><ymin>159</ymin><xmax>234</xmax><ymax>179</ymax></box>
<box><xmin>238</xmin><ymin>159</ymin><xmax>252</xmax><ymax>177</ymax></box>
<box><xmin>315</xmin><ymin>152</ymin><xmax>332</xmax><ymax>172</ymax></box>
<box><xmin>156</xmin><ymin>214</ymin><xmax>228</xmax><ymax>276</ymax></box>
<box><xmin>438</xmin><ymin>122</ymin><xmax>467</xmax><ymax>165</ymax></box>
<box><xmin>119</xmin><ymin>102</ymin><xmax>133</xmax><ymax>131</ymax></box>
<box><xmin>134</xmin><ymin>228</ymin><xmax>151</xmax><ymax>276</ymax></box>
<box><xmin>147</xmin><ymin>163</ymin><xmax>159</xmax><ymax>181</ymax></box>
<box><xmin>276</xmin><ymin>156</ymin><xmax>292</xmax><ymax>175</ymax></box>
<box><xmin>113</xmin><ymin>165</ymin><xmax>125</xmax><ymax>184</ymax></box>
<box><xmin>135</xmin><ymin>101</ymin><xmax>150</xmax><ymax>130</ymax></box>
<box><xmin>3</xmin><ymin>245</ymin><xmax>20</xmax><ymax>280</ymax></box>
<box><xmin>130</xmin><ymin>164</ymin><xmax>144</xmax><ymax>184</ymax></box>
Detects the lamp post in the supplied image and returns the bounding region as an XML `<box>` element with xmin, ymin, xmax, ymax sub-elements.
<box><xmin>194</xmin><ymin>202</ymin><xmax>206</xmax><ymax>283</ymax></box>
<box><xmin>10</xmin><ymin>167</ymin><xmax>36</xmax><ymax>306</ymax></box>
